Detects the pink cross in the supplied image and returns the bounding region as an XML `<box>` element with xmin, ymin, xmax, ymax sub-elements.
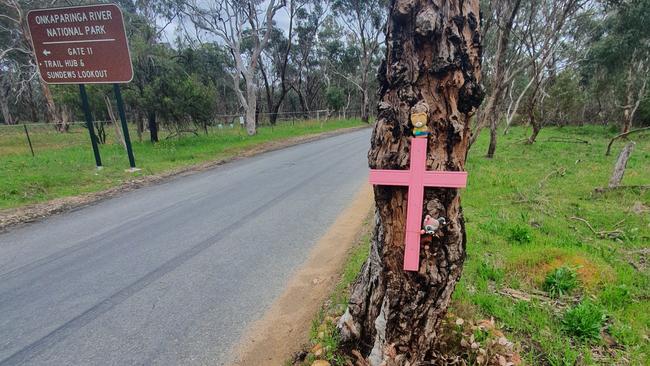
<box><xmin>369</xmin><ymin>137</ymin><xmax>467</xmax><ymax>271</ymax></box>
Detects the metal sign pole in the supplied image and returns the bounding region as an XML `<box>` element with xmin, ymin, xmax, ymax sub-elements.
<box><xmin>113</xmin><ymin>83</ymin><xmax>137</xmax><ymax>169</ymax></box>
<box><xmin>79</xmin><ymin>84</ymin><xmax>102</xmax><ymax>168</ymax></box>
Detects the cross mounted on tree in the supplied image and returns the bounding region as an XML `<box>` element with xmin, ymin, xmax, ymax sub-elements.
<box><xmin>369</xmin><ymin>136</ymin><xmax>468</xmax><ymax>271</ymax></box>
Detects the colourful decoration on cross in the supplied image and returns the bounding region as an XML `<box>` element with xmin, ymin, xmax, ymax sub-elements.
<box><xmin>369</xmin><ymin>137</ymin><xmax>467</xmax><ymax>271</ymax></box>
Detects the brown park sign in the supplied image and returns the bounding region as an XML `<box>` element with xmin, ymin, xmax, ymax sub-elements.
<box><xmin>27</xmin><ymin>4</ymin><xmax>133</xmax><ymax>84</ymax></box>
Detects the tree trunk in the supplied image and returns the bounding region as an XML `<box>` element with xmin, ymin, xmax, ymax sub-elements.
<box><xmin>26</xmin><ymin>81</ymin><xmax>38</xmax><ymax>123</ymax></box>
<box><xmin>526</xmin><ymin>97</ymin><xmax>541</xmax><ymax>143</ymax></box>
<box><xmin>484</xmin><ymin>94</ymin><xmax>499</xmax><ymax>158</ymax></box>
<box><xmin>338</xmin><ymin>1</ymin><xmax>482</xmax><ymax>365</ymax></box>
<box><xmin>148</xmin><ymin>111</ymin><xmax>158</xmax><ymax>143</ymax></box>
<box><xmin>0</xmin><ymin>92</ymin><xmax>13</xmax><ymax>125</ymax></box>
<box><xmin>57</xmin><ymin>105</ymin><xmax>71</xmax><ymax>133</ymax></box>
<box><xmin>622</xmin><ymin>62</ymin><xmax>635</xmax><ymax>134</ymax></box>
<box><xmin>608</xmin><ymin>142</ymin><xmax>635</xmax><ymax>188</ymax></box>
<box><xmin>361</xmin><ymin>88</ymin><xmax>370</xmax><ymax>123</ymax></box>
<box><xmin>487</xmin><ymin>122</ymin><xmax>497</xmax><ymax>158</ymax></box>
<box><xmin>40</xmin><ymin>80</ymin><xmax>62</xmax><ymax>129</ymax></box>
<box><xmin>481</xmin><ymin>0</ymin><xmax>521</xmax><ymax>157</ymax></box>
<box><xmin>245</xmin><ymin>81</ymin><xmax>257</xmax><ymax>135</ymax></box>
<box><xmin>269</xmin><ymin>102</ymin><xmax>282</xmax><ymax>126</ymax></box>
<box><xmin>105</xmin><ymin>95</ymin><xmax>126</xmax><ymax>149</ymax></box>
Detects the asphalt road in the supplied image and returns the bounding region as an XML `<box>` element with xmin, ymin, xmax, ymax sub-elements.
<box><xmin>0</xmin><ymin>129</ymin><xmax>370</xmax><ymax>366</ymax></box>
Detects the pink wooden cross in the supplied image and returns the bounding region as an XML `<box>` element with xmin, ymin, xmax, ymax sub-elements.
<box><xmin>369</xmin><ymin>137</ymin><xmax>467</xmax><ymax>271</ymax></box>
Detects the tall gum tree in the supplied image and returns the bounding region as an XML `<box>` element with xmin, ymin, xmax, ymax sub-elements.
<box><xmin>338</xmin><ymin>0</ymin><xmax>482</xmax><ymax>364</ymax></box>
<box><xmin>184</xmin><ymin>0</ymin><xmax>284</xmax><ymax>136</ymax></box>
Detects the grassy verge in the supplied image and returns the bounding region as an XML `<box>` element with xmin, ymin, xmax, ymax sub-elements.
<box><xmin>298</xmin><ymin>125</ymin><xmax>649</xmax><ymax>365</ymax></box>
<box><xmin>290</xmin><ymin>216</ymin><xmax>371</xmax><ymax>366</ymax></box>
<box><xmin>0</xmin><ymin>119</ymin><xmax>365</xmax><ymax>210</ymax></box>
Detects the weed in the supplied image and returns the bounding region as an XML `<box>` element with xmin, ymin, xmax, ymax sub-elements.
<box><xmin>561</xmin><ymin>302</ymin><xmax>606</xmax><ymax>341</ymax></box>
<box><xmin>508</xmin><ymin>224</ymin><xmax>533</xmax><ymax>244</ymax></box>
<box><xmin>542</xmin><ymin>266</ymin><xmax>579</xmax><ymax>298</ymax></box>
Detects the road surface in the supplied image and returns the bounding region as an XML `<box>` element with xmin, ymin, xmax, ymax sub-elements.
<box><xmin>0</xmin><ymin>129</ymin><xmax>370</xmax><ymax>366</ymax></box>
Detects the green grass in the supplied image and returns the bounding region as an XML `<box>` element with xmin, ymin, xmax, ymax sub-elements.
<box><xmin>304</xmin><ymin>125</ymin><xmax>649</xmax><ymax>365</ymax></box>
<box><xmin>457</xmin><ymin>125</ymin><xmax>649</xmax><ymax>365</ymax></box>
<box><xmin>0</xmin><ymin>119</ymin><xmax>365</xmax><ymax>210</ymax></box>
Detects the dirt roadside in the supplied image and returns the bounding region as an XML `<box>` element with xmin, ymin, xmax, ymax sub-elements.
<box><xmin>0</xmin><ymin>125</ymin><xmax>370</xmax><ymax>233</ymax></box>
<box><xmin>229</xmin><ymin>184</ymin><xmax>374</xmax><ymax>366</ymax></box>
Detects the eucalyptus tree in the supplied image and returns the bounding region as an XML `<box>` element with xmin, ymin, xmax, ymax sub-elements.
<box><xmin>332</xmin><ymin>0</ymin><xmax>387</xmax><ymax>123</ymax></box>
<box><xmin>521</xmin><ymin>0</ymin><xmax>586</xmax><ymax>144</ymax></box>
<box><xmin>0</xmin><ymin>0</ymin><xmax>62</xmax><ymax>129</ymax></box>
<box><xmin>338</xmin><ymin>0</ymin><xmax>483</xmax><ymax>364</ymax></box>
<box><xmin>481</xmin><ymin>0</ymin><xmax>523</xmax><ymax>158</ymax></box>
<box><xmin>182</xmin><ymin>0</ymin><xmax>285</xmax><ymax>135</ymax></box>
<box><xmin>290</xmin><ymin>1</ymin><xmax>329</xmax><ymax>116</ymax></box>
<box><xmin>257</xmin><ymin>0</ymin><xmax>310</xmax><ymax>125</ymax></box>
<box><xmin>585</xmin><ymin>0</ymin><xmax>650</xmax><ymax>133</ymax></box>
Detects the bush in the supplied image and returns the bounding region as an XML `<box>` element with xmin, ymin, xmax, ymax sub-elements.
<box><xmin>561</xmin><ymin>302</ymin><xmax>606</xmax><ymax>341</ymax></box>
<box><xmin>542</xmin><ymin>266</ymin><xmax>579</xmax><ymax>298</ymax></box>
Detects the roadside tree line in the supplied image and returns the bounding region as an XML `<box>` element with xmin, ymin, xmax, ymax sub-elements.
<box><xmin>1</xmin><ymin>0</ymin><xmax>649</xmax><ymax>144</ymax></box>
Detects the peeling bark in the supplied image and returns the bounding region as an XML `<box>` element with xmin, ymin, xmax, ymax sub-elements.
<box><xmin>339</xmin><ymin>0</ymin><xmax>482</xmax><ymax>364</ymax></box>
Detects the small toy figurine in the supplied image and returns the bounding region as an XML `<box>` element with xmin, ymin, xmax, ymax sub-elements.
<box><xmin>421</xmin><ymin>215</ymin><xmax>447</xmax><ymax>235</ymax></box>
<box><xmin>411</xmin><ymin>112</ymin><xmax>429</xmax><ymax>136</ymax></box>
<box><xmin>410</xmin><ymin>101</ymin><xmax>430</xmax><ymax>137</ymax></box>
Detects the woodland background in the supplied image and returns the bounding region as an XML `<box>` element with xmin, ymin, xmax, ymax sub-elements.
<box><xmin>1</xmin><ymin>0</ymin><xmax>649</xmax><ymax>145</ymax></box>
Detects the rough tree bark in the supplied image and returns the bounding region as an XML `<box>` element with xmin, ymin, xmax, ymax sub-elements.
<box><xmin>338</xmin><ymin>1</ymin><xmax>482</xmax><ymax>365</ymax></box>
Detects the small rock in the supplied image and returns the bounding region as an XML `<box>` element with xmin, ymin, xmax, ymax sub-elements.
<box><xmin>455</xmin><ymin>318</ymin><xmax>464</xmax><ymax>326</ymax></box>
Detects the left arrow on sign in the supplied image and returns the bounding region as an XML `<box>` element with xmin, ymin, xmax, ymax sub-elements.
<box><xmin>43</xmin><ymin>49</ymin><xmax>51</xmax><ymax>56</ymax></box>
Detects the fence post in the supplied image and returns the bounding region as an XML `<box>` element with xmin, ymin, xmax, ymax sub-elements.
<box><xmin>23</xmin><ymin>124</ymin><xmax>35</xmax><ymax>157</ymax></box>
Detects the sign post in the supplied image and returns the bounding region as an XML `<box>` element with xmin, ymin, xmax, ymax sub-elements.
<box><xmin>27</xmin><ymin>3</ymin><xmax>137</xmax><ymax>170</ymax></box>
<box><xmin>79</xmin><ymin>84</ymin><xmax>102</xmax><ymax>167</ymax></box>
<box><xmin>113</xmin><ymin>83</ymin><xmax>136</xmax><ymax>169</ymax></box>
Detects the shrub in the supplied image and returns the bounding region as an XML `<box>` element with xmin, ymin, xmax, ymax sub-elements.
<box><xmin>507</xmin><ymin>225</ymin><xmax>532</xmax><ymax>244</ymax></box>
<box><xmin>561</xmin><ymin>301</ymin><xmax>606</xmax><ymax>341</ymax></box>
<box><xmin>543</xmin><ymin>266</ymin><xmax>579</xmax><ymax>298</ymax></box>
